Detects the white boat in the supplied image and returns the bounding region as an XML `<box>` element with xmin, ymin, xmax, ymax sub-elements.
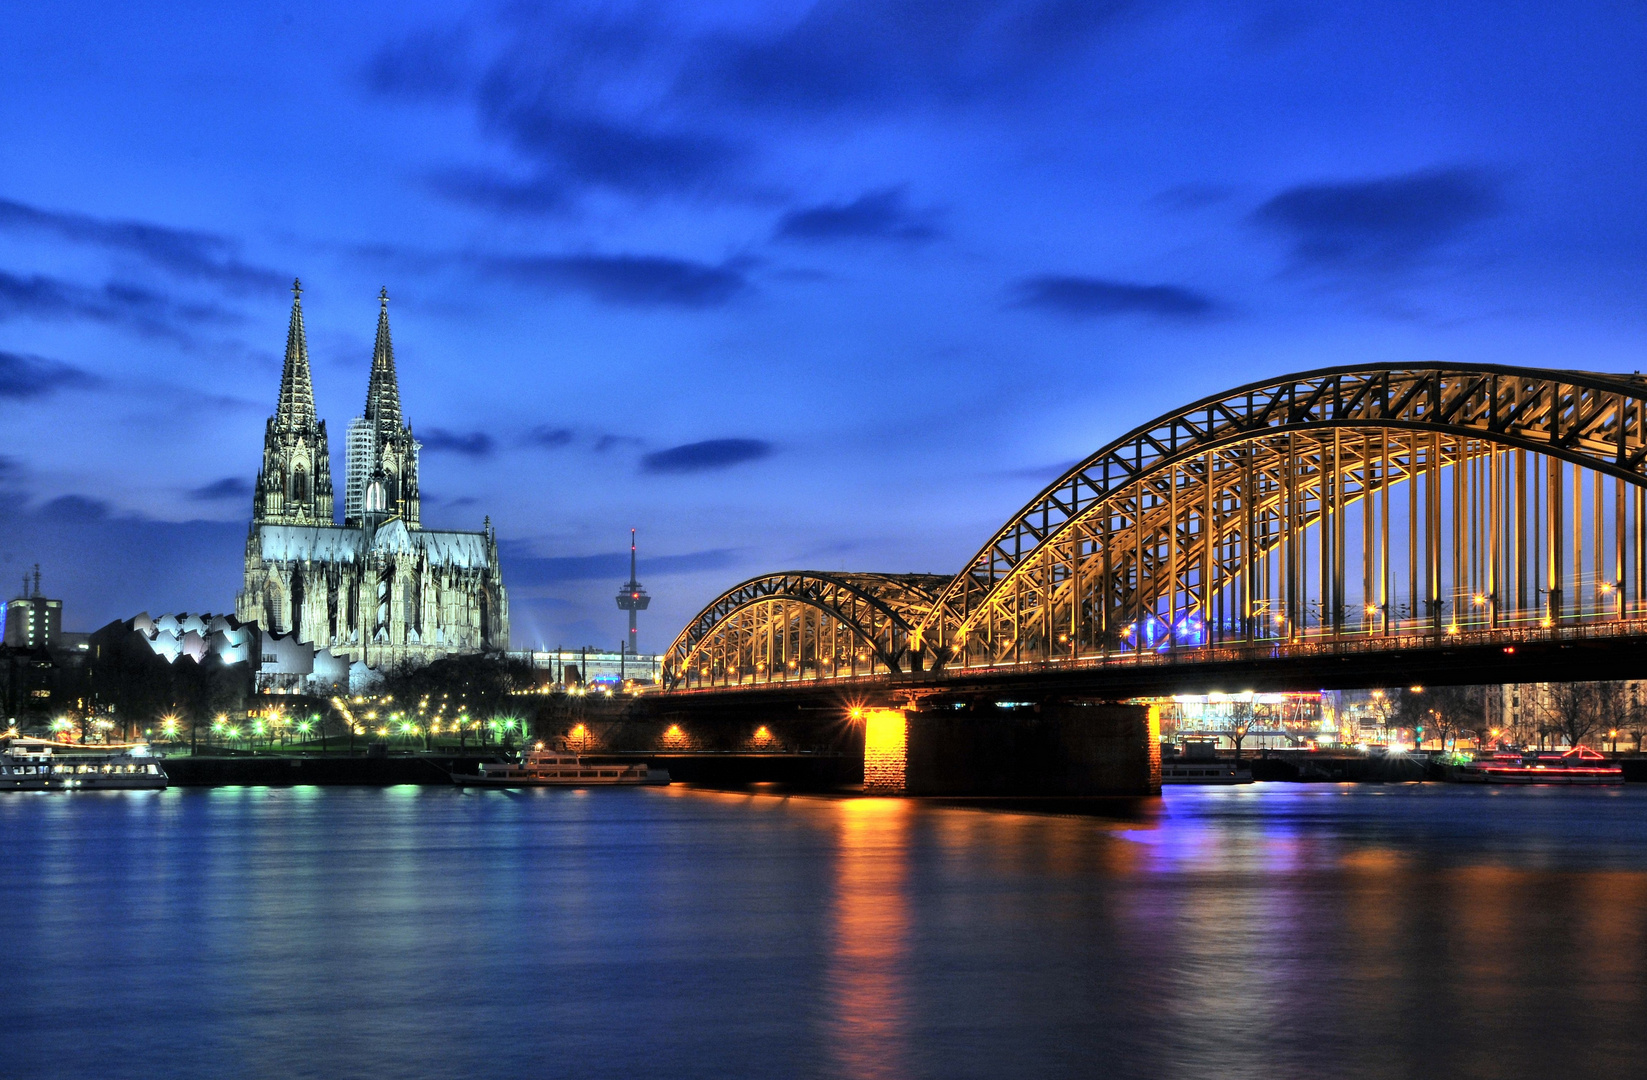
<box><xmin>2</xmin><ymin>738</ymin><xmax>169</xmax><ymax>791</ymax></box>
<box><xmin>453</xmin><ymin>747</ymin><xmax>668</xmax><ymax>787</ymax></box>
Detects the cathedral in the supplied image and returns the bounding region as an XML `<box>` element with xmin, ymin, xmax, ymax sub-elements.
<box><xmin>236</xmin><ymin>282</ymin><xmax>508</xmax><ymax>668</ymax></box>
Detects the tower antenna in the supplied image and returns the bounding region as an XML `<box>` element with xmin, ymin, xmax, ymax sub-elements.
<box><xmin>615</xmin><ymin>528</ymin><xmax>650</xmax><ymax>659</ymax></box>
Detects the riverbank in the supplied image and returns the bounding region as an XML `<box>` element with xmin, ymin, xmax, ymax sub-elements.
<box><xmin>155</xmin><ymin>749</ymin><xmax>861</xmax><ymax>788</ymax></box>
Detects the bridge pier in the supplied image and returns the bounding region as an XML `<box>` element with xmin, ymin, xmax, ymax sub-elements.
<box><xmin>867</xmin><ymin>701</ymin><xmax>1161</xmax><ymax>797</ymax></box>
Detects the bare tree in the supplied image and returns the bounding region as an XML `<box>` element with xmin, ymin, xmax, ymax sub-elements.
<box><xmin>1536</xmin><ymin>681</ymin><xmax>1619</xmax><ymax>750</ymax></box>
<box><xmin>1227</xmin><ymin>698</ymin><xmax>1255</xmax><ymax>762</ymax></box>
<box><xmin>1624</xmin><ymin>682</ymin><xmax>1647</xmax><ymax>755</ymax></box>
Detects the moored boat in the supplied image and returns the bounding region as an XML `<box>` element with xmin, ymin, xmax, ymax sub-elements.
<box><xmin>2</xmin><ymin>738</ymin><xmax>169</xmax><ymax>791</ymax></box>
<box><xmin>1452</xmin><ymin>746</ymin><xmax>1624</xmax><ymax>785</ymax></box>
<box><xmin>1161</xmin><ymin>738</ymin><xmax>1253</xmax><ymax>784</ymax></box>
<box><xmin>453</xmin><ymin>746</ymin><xmax>668</xmax><ymax>787</ymax></box>
<box><xmin>1161</xmin><ymin>759</ymin><xmax>1254</xmax><ymax>784</ymax></box>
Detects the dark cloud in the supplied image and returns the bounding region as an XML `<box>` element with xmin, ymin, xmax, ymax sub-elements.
<box><xmin>420</xmin><ymin>428</ymin><xmax>496</xmax><ymax>457</ymax></box>
<box><xmin>594</xmin><ymin>434</ymin><xmax>644</xmax><ymax>453</ymax></box>
<box><xmin>40</xmin><ymin>494</ymin><xmax>112</xmax><ymax>522</ymax></box>
<box><xmin>1012</xmin><ymin>275</ymin><xmax>1219</xmax><ymax>320</ymax></box>
<box><xmin>775</xmin><ymin>187</ymin><xmax>942</xmax><ymax>243</ymax></box>
<box><xmin>427</xmin><ymin>168</ymin><xmax>570</xmax><ymax>214</ymax></box>
<box><xmin>440</xmin><ymin>26</ymin><xmax>745</xmax><ymax>207</ymax></box>
<box><xmin>525</xmin><ymin>425</ymin><xmax>574</xmax><ymax>449</ymax></box>
<box><xmin>691</xmin><ymin>0</ymin><xmax>1132</xmax><ymax>113</ymax></box>
<box><xmin>362</xmin><ymin>26</ymin><xmax>472</xmax><ymax>99</ymax></box>
<box><xmin>499</xmin><ymin>540</ymin><xmax>739</xmax><ymax>586</ymax></box>
<box><xmin>187</xmin><ymin>477</ymin><xmax>251</xmax><ymax>502</ymax></box>
<box><xmin>0</xmin><ymin>196</ymin><xmax>285</xmax><ymax>292</ymax></box>
<box><xmin>476</xmin><ymin>253</ymin><xmax>750</xmax><ymax>308</ymax></box>
<box><xmin>641</xmin><ymin>438</ymin><xmax>773</xmax><ymax>474</ymax></box>
<box><xmin>0</xmin><ymin>350</ymin><xmax>100</xmax><ymax>399</ymax></box>
<box><xmin>481</xmin><ymin>102</ymin><xmax>741</xmax><ymax>198</ymax></box>
<box><xmin>1251</xmin><ymin>168</ymin><xmax>1503</xmax><ymax>272</ymax></box>
<box><xmin>0</xmin><ymin>270</ymin><xmax>237</xmax><ymax>343</ymax></box>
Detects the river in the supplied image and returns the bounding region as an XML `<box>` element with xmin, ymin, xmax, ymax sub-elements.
<box><xmin>4</xmin><ymin>783</ymin><xmax>1644</xmax><ymax>1079</ymax></box>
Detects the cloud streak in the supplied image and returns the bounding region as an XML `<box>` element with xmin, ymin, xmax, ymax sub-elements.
<box><xmin>642</xmin><ymin>438</ymin><xmax>773</xmax><ymax>474</ymax></box>
<box><xmin>0</xmin><ymin>350</ymin><xmax>101</xmax><ymax>398</ymax></box>
<box><xmin>775</xmin><ymin>187</ymin><xmax>942</xmax><ymax>243</ymax></box>
<box><xmin>0</xmin><ymin>270</ymin><xmax>238</xmax><ymax>343</ymax></box>
<box><xmin>1252</xmin><ymin>168</ymin><xmax>1503</xmax><ymax>273</ymax></box>
<box><xmin>1011</xmin><ymin>275</ymin><xmax>1219</xmax><ymax>319</ymax></box>
<box><xmin>420</xmin><ymin>428</ymin><xmax>496</xmax><ymax>456</ymax></box>
<box><xmin>0</xmin><ymin>196</ymin><xmax>285</xmax><ymax>292</ymax></box>
<box><xmin>475</xmin><ymin>252</ymin><xmax>750</xmax><ymax>308</ymax></box>
<box><xmin>187</xmin><ymin>477</ymin><xmax>251</xmax><ymax>502</ymax></box>
<box><xmin>500</xmin><ymin>541</ymin><xmax>740</xmax><ymax>585</ymax></box>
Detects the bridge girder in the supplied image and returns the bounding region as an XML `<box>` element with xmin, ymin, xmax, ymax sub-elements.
<box><xmin>662</xmin><ymin>572</ymin><xmax>948</xmax><ymax>690</ymax></box>
<box><xmin>918</xmin><ymin>364</ymin><xmax>1647</xmax><ymax>668</ymax></box>
<box><xmin>662</xmin><ymin>364</ymin><xmax>1647</xmax><ymax>692</ymax></box>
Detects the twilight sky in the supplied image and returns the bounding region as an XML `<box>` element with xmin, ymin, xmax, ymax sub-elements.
<box><xmin>4</xmin><ymin>0</ymin><xmax>1647</xmax><ymax>650</ymax></box>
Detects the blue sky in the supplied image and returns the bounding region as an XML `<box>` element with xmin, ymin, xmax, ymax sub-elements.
<box><xmin>3</xmin><ymin>0</ymin><xmax>1647</xmax><ymax>650</ymax></box>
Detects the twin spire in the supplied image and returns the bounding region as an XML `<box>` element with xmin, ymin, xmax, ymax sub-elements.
<box><xmin>366</xmin><ymin>286</ymin><xmax>402</xmax><ymax>429</ymax></box>
<box><xmin>275</xmin><ymin>280</ymin><xmax>403</xmax><ymax>432</ymax></box>
<box><xmin>274</xmin><ymin>278</ymin><xmax>316</xmax><ymax>428</ymax></box>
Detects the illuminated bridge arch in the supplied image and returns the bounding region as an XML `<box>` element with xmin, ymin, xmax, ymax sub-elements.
<box><xmin>917</xmin><ymin>364</ymin><xmax>1647</xmax><ymax>670</ymax></box>
<box><xmin>663</xmin><ymin>572</ymin><xmax>949</xmax><ymax>690</ymax></box>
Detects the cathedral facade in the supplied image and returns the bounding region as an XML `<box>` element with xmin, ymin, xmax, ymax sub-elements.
<box><xmin>236</xmin><ymin>283</ymin><xmax>508</xmax><ymax>668</ymax></box>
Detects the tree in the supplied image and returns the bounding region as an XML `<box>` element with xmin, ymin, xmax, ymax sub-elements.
<box><xmin>1624</xmin><ymin>682</ymin><xmax>1647</xmax><ymax>755</ymax></box>
<box><xmin>1536</xmin><ymin>681</ymin><xmax>1620</xmax><ymax>750</ymax></box>
<box><xmin>1227</xmin><ymin>698</ymin><xmax>1255</xmax><ymax>762</ymax></box>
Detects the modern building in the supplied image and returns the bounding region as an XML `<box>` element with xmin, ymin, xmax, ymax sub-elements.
<box><xmin>3</xmin><ymin>566</ymin><xmax>61</xmax><ymax>650</ymax></box>
<box><xmin>236</xmin><ymin>282</ymin><xmax>509</xmax><ymax>668</ymax></box>
<box><xmin>512</xmin><ymin>648</ymin><xmax>663</xmax><ymax>686</ymax></box>
<box><xmin>342</xmin><ymin>415</ymin><xmax>374</xmax><ymax>526</ymax></box>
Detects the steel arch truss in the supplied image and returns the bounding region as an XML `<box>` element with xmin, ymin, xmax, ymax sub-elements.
<box><xmin>920</xmin><ymin>365</ymin><xmax>1647</xmax><ymax>668</ymax></box>
<box><xmin>663</xmin><ymin>572</ymin><xmax>950</xmax><ymax>690</ymax></box>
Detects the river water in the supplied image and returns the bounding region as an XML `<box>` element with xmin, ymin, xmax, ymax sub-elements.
<box><xmin>4</xmin><ymin>783</ymin><xmax>1645</xmax><ymax>1080</ymax></box>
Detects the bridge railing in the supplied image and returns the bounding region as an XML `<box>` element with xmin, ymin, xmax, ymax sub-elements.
<box><xmin>657</xmin><ymin>614</ymin><xmax>1647</xmax><ymax>695</ymax></box>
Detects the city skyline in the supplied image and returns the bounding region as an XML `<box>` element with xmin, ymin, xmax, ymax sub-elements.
<box><xmin>4</xmin><ymin>1</ymin><xmax>1647</xmax><ymax>649</ymax></box>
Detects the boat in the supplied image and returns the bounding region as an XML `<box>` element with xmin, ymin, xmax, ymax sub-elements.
<box><xmin>452</xmin><ymin>746</ymin><xmax>669</xmax><ymax>787</ymax></box>
<box><xmin>1</xmin><ymin>738</ymin><xmax>169</xmax><ymax>790</ymax></box>
<box><xmin>1161</xmin><ymin>739</ymin><xmax>1253</xmax><ymax>784</ymax></box>
<box><xmin>1452</xmin><ymin>746</ymin><xmax>1624</xmax><ymax>785</ymax></box>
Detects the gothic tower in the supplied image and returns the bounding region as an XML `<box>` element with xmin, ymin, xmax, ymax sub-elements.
<box><xmin>252</xmin><ymin>280</ymin><xmax>335</xmax><ymax>526</ymax></box>
<box><xmin>360</xmin><ymin>288</ymin><xmax>420</xmax><ymax>526</ymax></box>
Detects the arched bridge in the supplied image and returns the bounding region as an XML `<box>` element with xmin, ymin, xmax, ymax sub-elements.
<box><xmin>662</xmin><ymin>363</ymin><xmax>1647</xmax><ymax>698</ymax></box>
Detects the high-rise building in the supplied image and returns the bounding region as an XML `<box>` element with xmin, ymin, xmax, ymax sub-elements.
<box><xmin>2</xmin><ymin>565</ymin><xmax>60</xmax><ymax>650</ymax></box>
<box><xmin>343</xmin><ymin>415</ymin><xmax>374</xmax><ymax>526</ymax></box>
<box><xmin>237</xmin><ymin>282</ymin><xmax>508</xmax><ymax>667</ymax></box>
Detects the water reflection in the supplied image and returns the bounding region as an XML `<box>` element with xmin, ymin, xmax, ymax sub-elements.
<box><xmin>826</xmin><ymin>798</ymin><xmax>912</xmax><ymax>1080</ymax></box>
<box><xmin>5</xmin><ymin>784</ymin><xmax>1647</xmax><ymax>1079</ymax></box>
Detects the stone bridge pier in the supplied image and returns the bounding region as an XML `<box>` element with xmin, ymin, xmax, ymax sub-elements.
<box><xmin>864</xmin><ymin>700</ymin><xmax>1161</xmax><ymax>797</ymax></box>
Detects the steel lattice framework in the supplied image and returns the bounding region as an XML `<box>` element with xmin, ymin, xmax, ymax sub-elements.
<box><xmin>662</xmin><ymin>572</ymin><xmax>949</xmax><ymax>688</ymax></box>
<box><xmin>664</xmin><ymin>364</ymin><xmax>1647</xmax><ymax>690</ymax></box>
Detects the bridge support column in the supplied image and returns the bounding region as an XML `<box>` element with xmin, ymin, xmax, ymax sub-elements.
<box><xmin>872</xmin><ymin>702</ymin><xmax>1159</xmax><ymax>797</ymax></box>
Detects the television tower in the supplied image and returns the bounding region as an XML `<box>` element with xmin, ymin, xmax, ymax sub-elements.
<box><xmin>615</xmin><ymin>529</ymin><xmax>650</xmax><ymax>655</ymax></box>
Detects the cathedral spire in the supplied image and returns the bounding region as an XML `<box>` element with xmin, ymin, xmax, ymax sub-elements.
<box><xmin>276</xmin><ymin>278</ymin><xmax>316</xmax><ymax>428</ymax></box>
<box><xmin>365</xmin><ymin>287</ymin><xmax>402</xmax><ymax>429</ymax></box>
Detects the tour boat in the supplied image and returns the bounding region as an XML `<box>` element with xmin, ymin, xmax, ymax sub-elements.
<box><xmin>1161</xmin><ymin>758</ymin><xmax>1254</xmax><ymax>784</ymax></box>
<box><xmin>1</xmin><ymin>738</ymin><xmax>169</xmax><ymax>791</ymax></box>
<box><xmin>452</xmin><ymin>747</ymin><xmax>668</xmax><ymax>787</ymax></box>
<box><xmin>1453</xmin><ymin>746</ymin><xmax>1624</xmax><ymax>785</ymax></box>
<box><xmin>1161</xmin><ymin>739</ymin><xmax>1253</xmax><ymax>784</ymax></box>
